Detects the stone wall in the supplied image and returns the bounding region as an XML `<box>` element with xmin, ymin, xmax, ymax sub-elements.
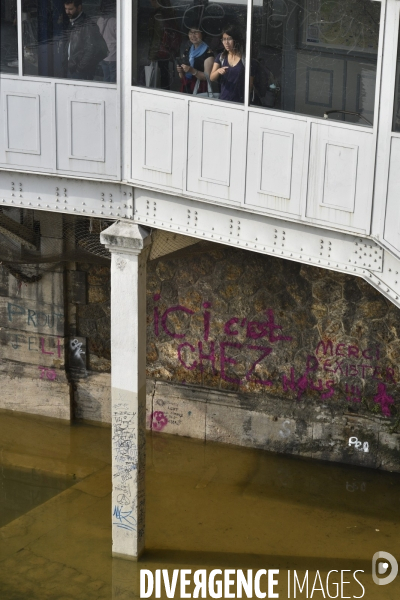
<box><xmin>73</xmin><ymin>239</ymin><xmax>400</xmax><ymax>471</ymax></box>
<box><xmin>75</xmin><ymin>263</ymin><xmax>111</xmax><ymax>373</ymax></box>
<box><xmin>146</xmin><ymin>241</ymin><xmax>400</xmax><ymax>419</ymax></box>
<box><xmin>3</xmin><ymin>212</ymin><xmax>399</xmax><ymax>471</ymax></box>
<box><xmin>0</xmin><ymin>212</ymin><xmax>70</xmax><ymax>419</ymax></box>
<box><xmin>143</xmin><ymin>241</ymin><xmax>400</xmax><ymax>470</ymax></box>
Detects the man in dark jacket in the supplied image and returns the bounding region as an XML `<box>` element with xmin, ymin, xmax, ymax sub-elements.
<box><xmin>63</xmin><ymin>0</ymin><xmax>108</xmax><ymax>80</ymax></box>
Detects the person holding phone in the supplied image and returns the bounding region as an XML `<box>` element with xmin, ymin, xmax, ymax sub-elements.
<box><xmin>177</xmin><ymin>23</ymin><xmax>214</xmax><ymax>94</ymax></box>
<box><xmin>210</xmin><ymin>24</ymin><xmax>253</xmax><ymax>104</ymax></box>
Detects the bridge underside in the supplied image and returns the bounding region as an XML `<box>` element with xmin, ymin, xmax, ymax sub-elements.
<box><xmin>0</xmin><ymin>170</ymin><xmax>399</xmax><ymax>309</ymax></box>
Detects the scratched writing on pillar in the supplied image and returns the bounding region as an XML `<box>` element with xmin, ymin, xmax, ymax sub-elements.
<box><xmin>112</xmin><ymin>401</ymin><xmax>138</xmax><ymax>518</ymax></box>
<box><xmin>112</xmin><ymin>505</ymin><xmax>137</xmax><ymax>532</ymax></box>
<box><xmin>153</xmin><ymin>294</ymin><xmax>292</xmax><ymax>386</ymax></box>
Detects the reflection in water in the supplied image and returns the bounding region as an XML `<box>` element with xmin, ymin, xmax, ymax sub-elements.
<box><xmin>0</xmin><ymin>410</ymin><xmax>399</xmax><ymax>598</ymax></box>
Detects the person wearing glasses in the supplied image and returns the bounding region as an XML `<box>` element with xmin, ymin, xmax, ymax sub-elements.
<box><xmin>177</xmin><ymin>22</ymin><xmax>214</xmax><ymax>94</ymax></box>
<box><xmin>210</xmin><ymin>24</ymin><xmax>253</xmax><ymax>103</ymax></box>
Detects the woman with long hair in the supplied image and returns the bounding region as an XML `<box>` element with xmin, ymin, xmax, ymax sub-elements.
<box><xmin>210</xmin><ymin>24</ymin><xmax>252</xmax><ymax>103</ymax></box>
<box><xmin>177</xmin><ymin>22</ymin><xmax>214</xmax><ymax>94</ymax></box>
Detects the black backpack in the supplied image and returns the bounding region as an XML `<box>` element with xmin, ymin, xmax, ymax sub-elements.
<box><xmin>252</xmin><ymin>59</ymin><xmax>278</xmax><ymax>108</ymax></box>
<box><xmin>91</xmin><ymin>23</ymin><xmax>109</xmax><ymax>65</ymax></box>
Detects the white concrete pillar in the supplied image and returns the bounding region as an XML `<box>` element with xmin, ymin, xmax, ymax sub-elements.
<box><xmin>100</xmin><ymin>221</ymin><xmax>151</xmax><ymax>561</ymax></box>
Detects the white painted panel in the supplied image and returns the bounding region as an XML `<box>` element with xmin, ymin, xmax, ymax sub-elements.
<box><xmin>259</xmin><ymin>130</ymin><xmax>292</xmax><ymax>198</ymax></box>
<box><xmin>306</xmin><ymin>122</ymin><xmax>374</xmax><ymax>233</ymax></box>
<box><xmin>131</xmin><ymin>91</ymin><xmax>185</xmax><ymax>190</ymax></box>
<box><xmin>0</xmin><ymin>78</ymin><xmax>53</xmax><ymax>171</ymax></box>
<box><xmin>56</xmin><ymin>84</ymin><xmax>119</xmax><ymax>179</ymax></box>
<box><xmin>245</xmin><ymin>111</ymin><xmax>307</xmax><ymax>216</ymax></box>
<box><xmin>384</xmin><ymin>137</ymin><xmax>400</xmax><ymax>252</ymax></box>
<box><xmin>200</xmin><ymin>120</ymin><xmax>231</xmax><ymax>185</ymax></box>
<box><xmin>144</xmin><ymin>110</ymin><xmax>172</xmax><ymax>173</ymax></box>
<box><xmin>322</xmin><ymin>142</ymin><xmax>357</xmax><ymax>212</ymax></box>
<box><xmin>187</xmin><ymin>101</ymin><xmax>246</xmax><ymax>205</ymax></box>
<box><xmin>69</xmin><ymin>100</ymin><xmax>105</xmax><ymax>161</ymax></box>
<box><xmin>6</xmin><ymin>94</ymin><xmax>40</xmax><ymax>154</ymax></box>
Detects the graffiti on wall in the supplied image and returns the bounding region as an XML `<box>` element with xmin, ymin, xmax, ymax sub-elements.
<box><xmin>151</xmin><ymin>295</ymin><xmax>396</xmax><ymax>417</ymax></box>
<box><xmin>6</xmin><ymin>302</ymin><xmax>64</xmax><ymax>331</ymax></box>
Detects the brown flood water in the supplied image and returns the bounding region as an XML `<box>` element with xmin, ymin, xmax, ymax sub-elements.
<box><xmin>0</xmin><ymin>408</ymin><xmax>400</xmax><ymax>599</ymax></box>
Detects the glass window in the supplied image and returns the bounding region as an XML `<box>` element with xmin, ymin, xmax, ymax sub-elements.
<box><xmin>1</xmin><ymin>0</ymin><xmax>18</xmax><ymax>73</ymax></box>
<box><xmin>250</xmin><ymin>0</ymin><xmax>381</xmax><ymax>126</ymax></box>
<box><xmin>21</xmin><ymin>0</ymin><xmax>116</xmax><ymax>82</ymax></box>
<box><xmin>133</xmin><ymin>0</ymin><xmax>248</xmax><ymax>104</ymax></box>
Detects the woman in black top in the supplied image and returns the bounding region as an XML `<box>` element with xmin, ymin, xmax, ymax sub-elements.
<box><xmin>177</xmin><ymin>26</ymin><xmax>214</xmax><ymax>94</ymax></box>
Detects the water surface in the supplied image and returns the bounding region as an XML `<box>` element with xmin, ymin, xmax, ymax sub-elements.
<box><xmin>0</xmin><ymin>409</ymin><xmax>399</xmax><ymax>599</ymax></box>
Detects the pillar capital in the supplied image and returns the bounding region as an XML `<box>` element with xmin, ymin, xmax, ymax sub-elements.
<box><xmin>100</xmin><ymin>221</ymin><xmax>151</xmax><ymax>255</ymax></box>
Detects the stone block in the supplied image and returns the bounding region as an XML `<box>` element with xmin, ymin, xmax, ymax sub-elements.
<box><xmin>0</xmin><ymin>329</ymin><xmax>65</xmax><ymax>368</ymax></box>
<box><xmin>151</xmin><ymin>385</ymin><xmax>206</xmax><ymax>440</ymax></box>
<box><xmin>69</xmin><ymin>271</ymin><xmax>87</xmax><ymax>305</ymax></box>
<box><xmin>74</xmin><ymin>372</ymin><xmax>111</xmax><ymax>423</ymax></box>
<box><xmin>0</xmin><ymin>266</ymin><xmax>9</xmax><ymax>296</ymax></box>
<box><xmin>206</xmin><ymin>402</ymin><xmax>311</xmax><ymax>454</ymax></box>
<box><xmin>9</xmin><ymin>271</ymin><xmax>64</xmax><ymax>307</ymax></box>
<box><xmin>0</xmin><ymin>361</ymin><xmax>71</xmax><ymax>420</ymax></box>
<box><xmin>379</xmin><ymin>430</ymin><xmax>400</xmax><ymax>472</ymax></box>
<box><xmin>40</xmin><ymin>237</ymin><xmax>64</xmax><ymax>258</ymax></box>
<box><xmin>311</xmin><ymin>414</ymin><xmax>379</xmax><ymax>468</ymax></box>
<box><xmin>36</xmin><ymin>212</ymin><xmax>63</xmax><ymax>238</ymax></box>
<box><xmin>0</xmin><ymin>296</ymin><xmax>64</xmax><ymax>335</ymax></box>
